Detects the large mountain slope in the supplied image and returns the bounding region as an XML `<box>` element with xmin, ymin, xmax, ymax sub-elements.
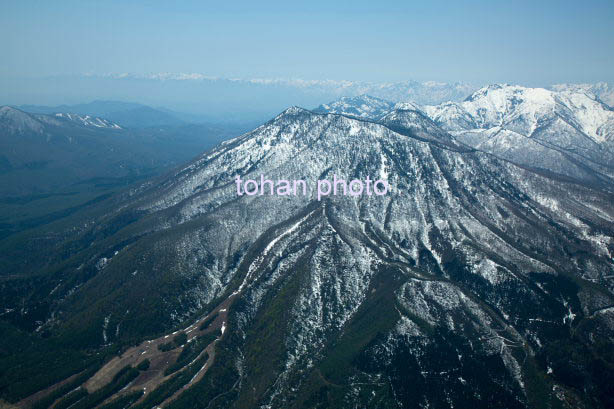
<box><xmin>1</xmin><ymin>106</ymin><xmax>614</xmax><ymax>408</ymax></box>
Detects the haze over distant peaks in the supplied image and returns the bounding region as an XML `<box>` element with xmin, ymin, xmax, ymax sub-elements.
<box><xmin>52</xmin><ymin>112</ymin><xmax>122</xmax><ymax>129</ymax></box>
<box><xmin>0</xmin><ymin>105</ymin><xmax>122</xmax><ymax>133</ymax></box>
<box><xmin>18</xmin><ymin>100</ymin><xmax>185</xmax><ymax>128</ymax></box>
<box><xmin>5</xmin><ymin>74</ymin><xmax>611</xmax><ymax>121</ymax></box>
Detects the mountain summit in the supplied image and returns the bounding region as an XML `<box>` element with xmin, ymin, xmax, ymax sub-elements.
<box><xmin>313</xmin><ymin>94</ymin><xmax>395</xmax><ymax>119</ymax></box>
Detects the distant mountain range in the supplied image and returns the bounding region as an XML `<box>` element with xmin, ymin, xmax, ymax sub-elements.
<box><xmin>0</xmin><ymin>75</ymin><xmax>479</xmax><ymax>120</ymax></box>
<box><xmin>0</xmin><ymin>105</ymin><xmax>247</xmax><ymax>199</ymax></box>
<box><xmin>18</xmin><ymin>101</ymin><xmax>187</xmax><ymax>128</ymax></box>
<box><xmin>5</xmin><ymin>74</ymin><xmax>611</xmax><ymax>121</ymax></box>
<box><xmin>85</xmin><ymin>73</ymin><xmax>479</xmax><ymax>105</ymax></box>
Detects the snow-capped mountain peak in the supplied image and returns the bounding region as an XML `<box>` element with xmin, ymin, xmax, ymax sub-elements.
<box><xmin>421</xmin><ymin>84</ymin><xmax>614</xmax><ymax>184</ymax></box>
<box><xmin>315</xmin><ymin>84</ymin><xmax>614</xmax><ymax>184</ymax></box>
<box><xmin>391</xmin><ymin>101</ymin><xmax>425</xmax><ymax>113</ymax></box>
<box><xmin>457</xmin><ymin>84</ymin><xmax>556</xmax><ymax>131</ymax></box>
<box><xmin>427</xmin><ymin>84</ymin><xmax>614</xmax><ymax>144</ymax></box>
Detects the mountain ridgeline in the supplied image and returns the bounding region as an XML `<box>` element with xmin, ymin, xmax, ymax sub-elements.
<box><xmin>0</xmin><ymin>105</ymin><xmax>250</xmax><ymax>239</ymax></box>
<box><xmin>318</xmin><ymin>86</ymin><xmax>614</xmax><ymax>186</ymax></box>
<box><xmin>1</xmin><ymin>86</ymin><xmax>614</xmax><ymax>408</ymax></box>
<box><xmin>0</xmin><ymin>105</ymin><xmax>238</xmax><ymax>196</ymax></box>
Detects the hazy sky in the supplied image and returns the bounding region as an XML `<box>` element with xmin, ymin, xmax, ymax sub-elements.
<box><xmin>1</xmin><ymin>0</ymin><xmax>613</xmax><ymax>86</ymax></box>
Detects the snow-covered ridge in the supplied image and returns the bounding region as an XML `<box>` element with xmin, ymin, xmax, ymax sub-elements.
<box><xmin>0</xmin><ymin>105</ymin><xmax>122</xmax><ymax>133</ymax></box>
<box><xmin>315</xmin><ymin>84</ymin><xmax>614</xmax><ymax>184</ymax></box>
<box><xmin>318</xmin><ymin>84</ymin><xmax>614</xmax><ymax>145</ymax></box>
<box><xmin>0</xmin><ymin>105</ymin><xmax>45</xmax><ymax>134</ymax></box>
<box><xmin>551</xmin><ymin>82</ymin><xmax>614</xmax><ymax>107</ymax></box>
<box><xmin>425</xmin><ymin>84</ymin><xmax>614</xmax><ymax>144</ymax></box>
<box><xmin>54</xmin><ymin>112</ymin><xmax>122</xmax><ymax>129</ymax></box>
<box><xmin>392</xmin><ymin>101</ymin><xmax>425</xmax><ymax>112</ymax></box>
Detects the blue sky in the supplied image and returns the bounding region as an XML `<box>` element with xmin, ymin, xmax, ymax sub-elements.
<box><xmin>1</xmin><ymin>0</ymin><xmax>613</xmax><ymax>86</ymax></box>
